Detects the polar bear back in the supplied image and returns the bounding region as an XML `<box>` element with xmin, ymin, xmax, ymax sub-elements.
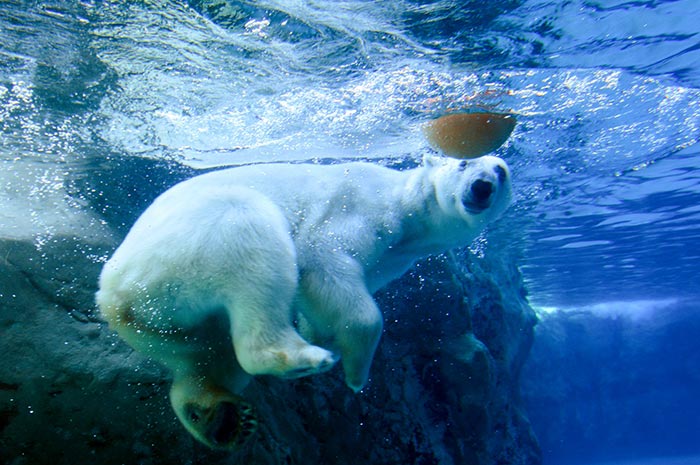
<box><xmin>169</xmin><ymin>163</ymin><xmax>410</xmax><ymax>282</ymax></box>
<box><xmin>175</xmin><ymin>162</ymin><xmax>407</xmax><ymax>232</ymax></box>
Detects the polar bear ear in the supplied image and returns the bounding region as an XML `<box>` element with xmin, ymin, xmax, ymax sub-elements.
<box><xmin>422</xmin><ymin>153</ymin><xmax>444</xmax><ymax>168</ymax></box>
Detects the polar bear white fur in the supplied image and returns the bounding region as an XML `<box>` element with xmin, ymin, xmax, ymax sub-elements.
<box><xmin>96</xmin><ymin>155</ymin><xmax>511</xmax><ymax>449</ymax></box>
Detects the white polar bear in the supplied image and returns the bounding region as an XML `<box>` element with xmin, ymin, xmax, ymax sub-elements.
<box><xmin>96</xmin><ymin>155</ymin><xmax>511</xmax><ymax>449</ymax></box>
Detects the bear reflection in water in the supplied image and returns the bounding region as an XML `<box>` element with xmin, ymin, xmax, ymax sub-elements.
<box><xmin>96</xmin><ymin>155</ymin><xmax>511</xmax><ymax>449</ymax></box>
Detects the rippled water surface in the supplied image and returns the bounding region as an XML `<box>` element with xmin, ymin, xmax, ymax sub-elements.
<box><xmin>1</xmin><ymin>0</ymin><xmax>699</xmax><ymax>307</ymax></box>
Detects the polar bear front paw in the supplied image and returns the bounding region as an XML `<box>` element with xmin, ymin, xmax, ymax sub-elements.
<box><xmin>235</xmin><ymin>329</ymin><xmax>338</xmax><ymax>378</ymax></box>
<box><xmin>277</xmin><ymin>344</ymin><xmax>339</xmax><ymax>379</ymax></box>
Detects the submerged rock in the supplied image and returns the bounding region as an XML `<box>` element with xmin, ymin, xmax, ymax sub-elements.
<box><xmin>0</xmin><ymin>207</ymin><xmax>540</xmax><ymax>465</ymax></box>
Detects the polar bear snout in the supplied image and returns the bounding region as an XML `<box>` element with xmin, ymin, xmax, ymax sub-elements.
<box><xmin>463</xmin><ymin>179</ymin><xmax>495</xmax><ymax>213</ymax></box>
<box><xmin>462</xmin><ymin>161</ymin><xmax>509</xmax><ymax>214</ymax></box>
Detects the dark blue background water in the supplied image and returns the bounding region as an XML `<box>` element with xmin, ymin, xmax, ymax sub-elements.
<box><xmin>1</xmin><ymin>1</ymin><xmax>699</xmax><ymax>463</ymax></box>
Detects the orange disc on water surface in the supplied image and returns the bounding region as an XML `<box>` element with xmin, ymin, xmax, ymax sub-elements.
<box><xmin>423</xmin><ymin>112</ymin><xmax>516</xmax><ymax>159</ymax></box>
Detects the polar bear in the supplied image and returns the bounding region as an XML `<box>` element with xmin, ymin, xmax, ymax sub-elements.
<box><xmin>96</xmin><ymin>155</ymin><xmax>511</xmax><ymax>449</ymax></box>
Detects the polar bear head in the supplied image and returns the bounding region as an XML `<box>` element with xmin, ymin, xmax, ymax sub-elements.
<box><xmin>423</xmin><ymin>154</ymin><xmax>512</xmax><ymax>235</ymax></box>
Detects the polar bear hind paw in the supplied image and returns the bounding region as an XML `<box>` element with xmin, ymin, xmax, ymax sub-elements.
<box><xmin>181</xmin><ymin>397</ymin><xmax>258</xmax><ymax>449</ymax></box>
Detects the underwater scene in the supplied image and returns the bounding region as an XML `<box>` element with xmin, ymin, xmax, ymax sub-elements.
<box><xmin>1</xmin><ymin>1</ymin><xmax>699</xmax><ymax>464</ymax></box>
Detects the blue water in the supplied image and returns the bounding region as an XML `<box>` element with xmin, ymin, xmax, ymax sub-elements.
<box><xmin>1</xmin><ymin>0</ymin><xmax>699</xmax><ymax>463</ymax></box>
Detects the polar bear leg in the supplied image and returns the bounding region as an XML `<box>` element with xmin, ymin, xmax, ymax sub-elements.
<box><xmin>299</xmin><ymin>253</ymin><xmax>383</xmax><ymax>392</ymax></box>
<box><xmin>102</xmin><ymin>306</ymin><xmax>258</xmax><ymax>450</ymax></box>
<box><xmin>335</xmin><ymin>298</ymin><xmax>383</xmax><ymax>392</ymax></box>
<box><xmin>168</xmin><ymin>332</ymin><xmax>258</xmax><ymax>450</ymax></box>
<box><xmin>228</xmin><ymin>283</ymin><xmax>338</xmax><ymax>379</ymax></box>
<box><xmin>215</xmin><ymin>204</ymin><xmax>337</xmax><ymax>379</ymax></box>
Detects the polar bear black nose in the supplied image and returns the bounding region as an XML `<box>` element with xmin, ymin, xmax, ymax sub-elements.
<box><xmin>470</xmin><ymin>179</ymin><xmax>494</xmax><ymax>204</ymax></box>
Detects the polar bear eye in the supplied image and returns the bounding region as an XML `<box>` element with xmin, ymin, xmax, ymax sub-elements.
<box><xmin>458</xmin><ymin>160</ymin><xmax>468</xmax><ymax>171</ymax></box>
<box><xmin>494</xmin><ymin>164</ymin><xmax>507</xmax><ymax>184</ymax></box>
